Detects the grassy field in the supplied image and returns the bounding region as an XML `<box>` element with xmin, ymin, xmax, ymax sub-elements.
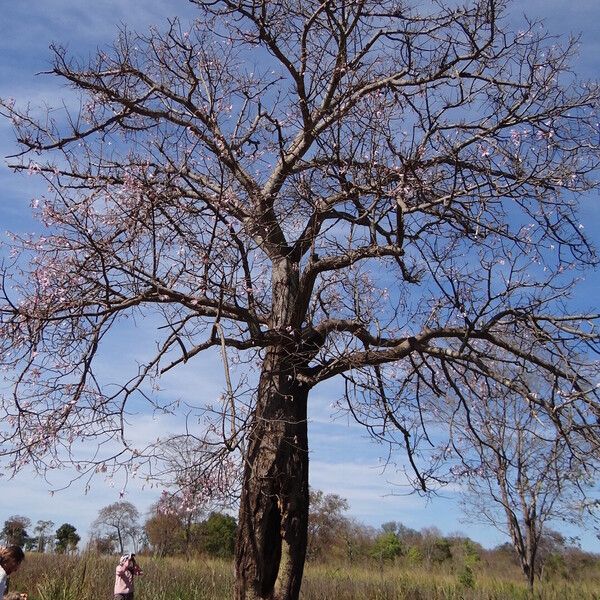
<box><xmin>9</xmin><ymin>552</ymin><xmax>600</xmax><ymax>600</ymax></box>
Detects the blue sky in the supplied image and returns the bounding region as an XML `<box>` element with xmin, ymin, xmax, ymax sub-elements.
<box><xmin>0</xmin><ymin>0</ymin><xmax>599</xmax><ymax>552</ymax></box>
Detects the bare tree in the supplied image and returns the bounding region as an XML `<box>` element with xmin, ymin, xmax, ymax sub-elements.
<box><xmin>91</xmin><ymin>501</ymin><xmax>140</xmax><ymax>555</ymax></box>
<box><xmin>33</xmin><ymin>519</ymin><xmax>55</xmax><ymax>553</ymax></box>
<box><xmin>450</xmin><ymin>384</ymin><xmax>598</xmax><ymax>591</ymax></box>
<box><xmin>1</xmin><ymin>1</ymin><xmax>600</xmax><ymax>598</ymax></box>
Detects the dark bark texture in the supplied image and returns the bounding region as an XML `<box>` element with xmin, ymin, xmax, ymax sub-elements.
<box><xmin>235</xmin><ymin>260</ymin><xmax>310</xmax><ymax>600</ymax></box>
<box><xmin>235</xmin><ymin>350</ymin><xmax>309</xmax><ymax>600</ymax></box>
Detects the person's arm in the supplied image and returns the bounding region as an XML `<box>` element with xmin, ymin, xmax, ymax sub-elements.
<box><xmin>129</xmin><ymin>556</ymin><xmax>142</xmax><ymax>576</ymax></box>
<box><xmin>115</xmin><ymin>560</ymin><xmax>133</xmax><ymax>578</ymax></box>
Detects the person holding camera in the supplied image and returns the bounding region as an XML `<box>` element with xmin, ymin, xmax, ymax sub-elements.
<box><xmin>113</xmin><ymin>553</ymin><xmax>142</xmax><ymax>600</ymax></box>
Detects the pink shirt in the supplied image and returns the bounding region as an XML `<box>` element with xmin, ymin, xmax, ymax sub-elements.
<box><xmin>114</xmin><ymin>559</ymin><xmax>140</xmax><ymax>594</ymax></box>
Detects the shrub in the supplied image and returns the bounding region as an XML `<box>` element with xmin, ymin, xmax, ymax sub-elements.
<box><xmin>371</xmin><ymin>532</ymin><xmax>403</xmax><ymax>562</ymax></box>
<box><xmin>458</xmin><ymin>564</ymin><xmax>476</xmax><ymax>589</ymax></box>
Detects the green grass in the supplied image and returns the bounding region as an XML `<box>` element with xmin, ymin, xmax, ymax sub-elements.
<box><xmin>9</xmin><ymin>553</ymin><xmax>600</xmax><ymax>600</ymax></box>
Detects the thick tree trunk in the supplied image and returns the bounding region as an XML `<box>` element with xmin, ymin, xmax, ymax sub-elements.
<box><xmin>235</xmin><ymin>347</ymin><xmax>309</xmax><ymax>600</ymax></box>
<box><xmin>235</xmin><ymin>259</ymin><xmax>310</xmax><ymax>600</ymax></box>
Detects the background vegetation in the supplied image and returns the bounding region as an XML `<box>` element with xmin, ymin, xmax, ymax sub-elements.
<box><xmin>4</xmin><ymin>489</ymin><xmax>600</xmax><ymax>599</ymax></box>
<box><xmin>5</xmin><ymin>487</ymin><xmax>600</xmax><ymax>600</ymax></box>
<box><xmin>9</xmin><ymin>549</ymin><xmax>600</xmax><ymax>600</ymax></box>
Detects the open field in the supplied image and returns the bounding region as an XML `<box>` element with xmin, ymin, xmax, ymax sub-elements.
<box><xmin>9</xmin><ymin>552</ymin><xmax>600</xmax><ymax>600</ymax></box>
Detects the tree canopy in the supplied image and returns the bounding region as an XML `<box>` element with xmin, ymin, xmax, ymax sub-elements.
<box><xmin>1</xmin><ymin>516</ymin><xmax>31</xmax><ymax>547</ymax></box>
<box><xmin>55</xmin><ymin>523</ymin><xmax>80</xmax><ymax>554</ymax></box>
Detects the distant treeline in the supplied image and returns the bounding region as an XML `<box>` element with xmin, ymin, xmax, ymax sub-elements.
<box><xmin>2</xmin><ymin>488</ymin><xmax>598</xmax><ymax>588</ymax></box>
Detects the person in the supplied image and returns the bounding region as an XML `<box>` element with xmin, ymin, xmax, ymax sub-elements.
<box><xmin>114</xmin><ymin>553</ymin><xmax>142</xmax><ymax>600</ymax></box>
<box><xmin>0</xmin><ymin>546</ymin><xmax>26</xmax><ymax>599</ymax></box>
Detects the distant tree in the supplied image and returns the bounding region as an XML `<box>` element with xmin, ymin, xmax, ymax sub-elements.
<box><xmin>405</xmin><ymin>546</ymin><xmax>424</xmax><ymax>565</ymax></box>
<box><xmin>33</xmin><ymin>519</ymin><xmax>55</xmax><ymax>553</ymax></box>
<box><xmin>23</xmin><ymin>535</ymin><xmax>37</xmax><ymax>551</ymax></box>
<box><xmin>2</xmin><ymin>515</ymin><xmax>31</xmax><ymax>547</ymax></box>
<box><xmin>88</xmin><ymin>534</ymin><xmax>118</xmax><ymax>555</ymax></box>
<box><xmin>452</xmin><ymin>386</ymin><xmax>598</xmax><ymax>591</ymax></box>
<box><xmin>451</xmin><ymin>536</ymin><xmax>481</xmax><ymax>589</ymax></box>
<box><xmin>420</xmin><ymin>526</ymin><xmax>443</xmax><ymax>540</ymax></box>
<box><xmin>137</xmin><ymin>529</ymin><xmax>151</xmax><ymax>555</ymax></box>
<box><xmin>198</xmin><ymin>512</ymin><xmax>238</xmax><ymax>558</ymax></box>
<box><xmin>144</xmin><ymin>505</ymin><xmax>185</xmax><ymax>557</ymax></box>
<box><xmin>457</xmin><ymin>564</ymin><xmax>476</xmax><ymax>589</ymax></box>
<box><xmin>535</xmin><ymin>529</ymin><xmax>578</xmax><ymax>581</ymax></box>
<box><xmin>460</xmin><ymin>539</ymin><xmax>481</xmax><ymax>567</ymax></box>
<box><xmin>494</xmin><ymin>542</ymin><xmax>517</xmax><ymax>557</ymax></box>
<box><xmin>381</xmin><ymin>521</ymin><xmax>421</xmax><ymax>546</ymax></box>
<box><xmin>340</xmin><ymin>519</ymin><xmax>377</xmax><ymax>563</ymax></box>
<box><xmin>420</xmin><ymin>527</ymin><xmax>452</xmax><ymax>564</ymax></box>
<box><xmin>431</xmin><ymin>539</ymin><xmax>453</xmax><ymax>564</ymax></box>
<box><xmin>380</xmin><ymin>521</ymin><xmax>398</xmax><ymax>535</ymax></box>
<box><xmin>560</xmin><ymin>546</ymin><xmax>599</xmax><ymax>582</ymax></box>
<box><xmin>91</xmin><ymin>501</ymin><xmax>140</xmax><ymax>555</ymax></box>
<box><xmin>55</xmin><ymin>523</ymin><xmax>80</xmax><ymax>554</ymax></box>
<box><xmin>307</xmin><ymin>489</ymin><xmax>349</xmax><ymax>560</ymax></box>
<box><xmin>155</xmin><ymin>492</ymin><xmax>206</xmax><ymax>558</ymax></box>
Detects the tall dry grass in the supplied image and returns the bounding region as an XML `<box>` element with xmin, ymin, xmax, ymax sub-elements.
<box><xmin>9</xmin><ymin>552</ymin><xmax>600</xmax><ymax>599</ymax></box>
